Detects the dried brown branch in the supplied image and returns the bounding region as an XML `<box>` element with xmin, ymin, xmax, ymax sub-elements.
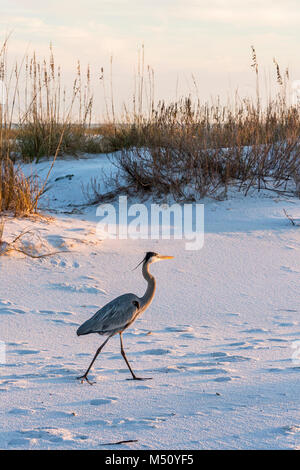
<box><xmin>283</xmin><ymin>209</ymin><xmax>299</xmax><ymax>226</ymax></box>
<box><xmin>0</xmin><ymin>222</ymin><xmax>71</xmax><ymax>257</ymax></box>
<box><xmin>99</xmin><ymin>439</ymin><xmax>138</xmax><ymax>446</ymax></box>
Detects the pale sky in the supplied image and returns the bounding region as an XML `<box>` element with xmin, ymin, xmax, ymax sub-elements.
<box><xmin>1</xmin><ymin>0</ymin><xmax>299</xmax><ymax>117</ymax></box>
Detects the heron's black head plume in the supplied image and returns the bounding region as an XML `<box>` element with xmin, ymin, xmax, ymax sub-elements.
<box><xmin>132</xmin><ymin>252</ymin><xmax>158</xmax><ymax>270</ymax></box>
<box><xmin>144</xmin><ymin>251</ymin><xmax>158</xmax><ymax>262</ymax></box>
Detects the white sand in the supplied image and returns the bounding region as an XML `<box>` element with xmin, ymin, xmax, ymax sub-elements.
<box><xmin>0</xmin><ymin>154</ymin><xmax>299</xmax><ymax>449</ymax></box>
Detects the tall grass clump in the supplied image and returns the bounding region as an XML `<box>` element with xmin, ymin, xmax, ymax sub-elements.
<box><xmin>0</xmin><ymin>38</ymin><xmax>102</xmax><ymax>215</ymax></box>
<box><xmin>0</xmin><ymin>38</ymin><xmax>40</xmax><ymax>215</ymax></box>
<box><xmin>1</xmin><ymin>39</ymin><xmax>104</xmax><ymax>165</ymax></box>
<box><xmin>0</xmin><ymin>158</ymin><xmax>39</xmax><ymax>215</ymax></box>
<box><xmin>16</xmin><ymin>49</ymin><xmax>100</xmax><ymax>162</ymax></box>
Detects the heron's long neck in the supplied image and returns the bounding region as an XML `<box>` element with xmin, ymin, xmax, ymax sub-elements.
<box><xmin>140</xmin><ymin>261</ymin><xmax>156</xmax><ymax>310</ymax></box>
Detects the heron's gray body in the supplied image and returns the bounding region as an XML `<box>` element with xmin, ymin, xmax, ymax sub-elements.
<box><xmin>77</xmin><ymin>293</ymin><xmax>141</xmax><ymax>337</ymax></box>
<box><xmin>76</xmin><ymin>251</ymin><xmax>173</xmax><ymax>384</ymax></box>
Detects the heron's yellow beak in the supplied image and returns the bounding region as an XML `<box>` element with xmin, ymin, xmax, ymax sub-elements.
<box><xmin>158</xmin><ymin>255</ymin><xmax>174</xmax><ymax>260</ymax></box>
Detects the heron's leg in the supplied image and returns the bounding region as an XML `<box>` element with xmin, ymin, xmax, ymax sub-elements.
<box><xmin>77</xmin><ymin>336</ymin><xmax>111</xmax><ymax>385</ymax></box>
<box><xmin>120</xmin><ymin>333</ymin><xmax>152</xmax><ymax>381</ymax></box>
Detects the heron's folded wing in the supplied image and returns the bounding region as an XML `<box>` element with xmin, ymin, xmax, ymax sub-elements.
<box><xmin>77</xmin><ymin>294</ymin><xmax>139</xmax><ymax>335</ymax></box>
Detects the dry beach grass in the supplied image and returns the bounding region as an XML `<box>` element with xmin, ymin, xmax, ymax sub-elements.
<box><xmin>0</xmin><ymin>39</ymin><xmax>299</xmax><ymax>214</ymax></box>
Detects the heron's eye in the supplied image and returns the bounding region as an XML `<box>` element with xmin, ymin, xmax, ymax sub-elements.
<box><xmin>132</xmin><ymin>300</ymin><xmax>140</xmax><ymax>309</ymax></box>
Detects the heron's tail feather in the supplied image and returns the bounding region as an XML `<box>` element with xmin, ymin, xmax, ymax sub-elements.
<box><xmin>77</xmin><ymin>320</ymin><xmax>94</xmax><ymax>336</ymax></box>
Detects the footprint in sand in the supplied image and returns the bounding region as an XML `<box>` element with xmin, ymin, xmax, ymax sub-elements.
<box><xmin>211</xmin><ymin>353</ymin><xmax>251</xmax><ymax>363</ymax></box>
<box><xmin>11</xmin><ymin>349</ymin><xmax>40</xmax><ymax>355</ymax></box>
<box><xmin>280</xmin><ymin>266</ymin><xmax>299</xmax><ymax>274</ymax></box>
<box><xmin>49</xmin><ymin>319</ymin><xmax>79</xmax><ymax>327</ymax></box>
<box><xmin>242</xmin><ymin>328</ymin><xmax>269</xmax><ymax>334</ymax></box>
<box><xmin>278</xmin><ymin>309</ymin><xmax>298</xmax><ymax>313</ymax></box>
<box><xmin>188</xmin><ymin>366</ymin><xmax>229</xmax><ymax>376</ymax></box>
<box><xmin>0</xmin><ymin>308</ymin><xmax>14</xmax><ymax>315</ymax></box>
<box><xmin>137</xmin><ymin>348</ymin><xmax>172</xmax><ymax>356</ymax></box>
<box><xmin>110</xmin><ymin>413</ymin><xmax>175</xmax><ymax>430</ymax></box>
<box><xmin>58</xmin><ymin>311</ymin><xmax>76</xmax><ymax>316</ymax></box>
<box><xmin>49</xmin><ymin>282</ymin><xmax>106</xmax><ymax>294</ymax></box>
<box><xmin>44</xmin><ymin>365</ymin><xmax>77</xmax><ymax>377</ymax></box>
<box><xmin>46</xmin><ymin>234</ymin><xmax>69</xmax><ymax>249</ymax></box>
<box><xmin>67</xmin><ymin>227</ymin><xmax>86</xmax><ymax>232</ymax></box>
<box><xmin>90</xmin><ymin>397</ymin><xmax>118</xmax><ymax>406</ymax></box>
<box><xmin>0</xmin><ymin>307</ymin><xmax>27</xmax><ymax>315</ymax></box>
<box><xmin>271</xmin><ymin>425</ymin><xmax>300</xmax><ymax>436</ymax></box>
<box><xmin>0</xmin><ymin>378</ymin><xmax>28</xmax><ymax>390</ymax></box>
<box><xmin>274</xmin><ymin>321</ymin><xmax>298</xmax><ymax>327</ymax></box>
<box><xmin>15</xmin><ymin>428</ymin><xmax>89</xmax><ymax>445</ymax></box>
<box><xmin>84</xmin><ymin>419</ymin><xmax>111</xmax><ymax>426</ymax></box>
<box><xmin>39</xmin><ymin>309</ymin><xmax>56</xmax><ymax>315</ymax></box>
<box><xmin>85</xmin><ymin>414</ymin><xmax>175</xmax><ymax>430</ymax></box>
<box><xmin>8</xmin><ymin>408</ymin><xmax>35</xmax><ymax>416</ymax></box>
<box><xmin>8</xmin><ymin>438</ymin><xmax>29</xmax><ymax>447</ymax></box>
<box><xmin>0</xmin><ymin>299</ymin><xmax>12</xmax><ymax>307</ymax></box>
<box><xmin>156</xmin><ymin>365</ymin><xmax>184</xmax><ymax>374</ymax></box>
<box><xmin>164</xmin><ymin>325</ymin><xmax>194</xmax><ymax>333</ymax></box>
<box><xmin>214</xmin><ymin>376</ymin><xmax>232</xmax><ymax>382</ymax></box>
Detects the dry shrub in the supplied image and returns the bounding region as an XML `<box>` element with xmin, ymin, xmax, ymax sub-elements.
<box><xmin>111</xmin><ymin>97</ymin><xmax>300</xmax><ymax>200</ymax></box>
<box><xmin>0</xmin><ymin>157</ymin><xmax>39</xmax><ymax>215</ymax></box>
<box><xmin>16</xmin><ymin>122</ymin><xmax>104</xmax><ymax>162</ymax></box>
<box><xmin>1</xmin><ymin>39</ymin><xmax>103</xmax><ymax>164</ymax></box>
<box><xmin>0</xmin><ymin>39</ymin><xmax>40</xmax><ymax>216</ymax></box>
<box><xmin>14</xmin><ymin>51</ymin><xmax>99</xmax><ymax>162</ymax></box>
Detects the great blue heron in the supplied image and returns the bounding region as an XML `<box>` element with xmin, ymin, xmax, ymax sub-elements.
<box><xmin>76</xmin><ymin>252</ymin><xmax>174</xmax><ymax>384</ymax></box>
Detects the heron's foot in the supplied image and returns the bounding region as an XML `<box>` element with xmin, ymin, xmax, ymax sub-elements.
<box><xmin>127</xmin><ymin>376</ymin><xmax>152</xmax><ymax>381</ymax></box>
<box><xmin>77</xmin><ymin>374</ymin><xmax>95</xmax><ymax>385</ymax></box>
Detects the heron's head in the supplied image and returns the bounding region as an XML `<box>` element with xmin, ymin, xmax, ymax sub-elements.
<box><xmin>134</xmin><ymin>251</ymin><xmax>174</xmax><ymax>270</ymax></box>
<box><xmin>145</xmin><ymin>251</ymin><xmax>174</xmax><ymax>264</ymax></box>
